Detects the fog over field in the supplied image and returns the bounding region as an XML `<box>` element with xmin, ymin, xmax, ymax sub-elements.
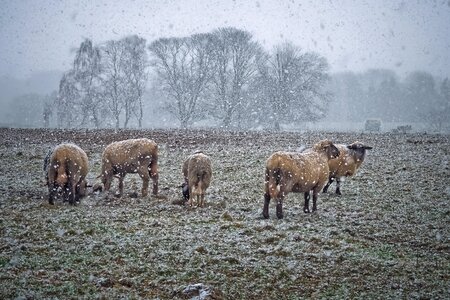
<box><xmin>0</xmin><ymin>0</ymin><xmax>449</xmax><ymax>131</ymax></box>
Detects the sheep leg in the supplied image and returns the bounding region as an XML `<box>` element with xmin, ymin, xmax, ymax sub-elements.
<box><xmin>188</xmin><ymin>185</ymin><xmax>194</xmax><ymax>207</ymax></box>
<box><xmin>263</xmin><ymin>192</ymin><xmax>271</xmax><ymax>219</ymax></box>
<box><xmin>335</xmin><ymin>178</ymin><xmax>342</xmax><ymax>195</ymax></box>
<box><xmin>276</xmin><ymin>200</ymin><xmax>283</xmax><ymax>219</ymax></box>
<box><xmin>323</xmin><ymin>178</ymin><xmax>334</xmax><ymax>193</ymax></box>
<box><xmin>199</xmin><ymin>193</ymin><xmax>205</xmax><ymax>208</ymax></box>
<box><xmin>312</xmin><ymin>191</ymin><xmax>318</xmax><ymax>212</ymax></box>
<box><xmin>276</xmin><ymin>196</ymin><xmax>283</xmax><ymax>219</ymax></box>
<box><xmin>118</xmin><ymin>175</ymin><xmax>124</xmax><ymax>197</ymax></box>
<box><xmin>48</xmin><ymin>183</ymin><xmax>57</xmax><ymax>205</ymax></box>
<box><xmin>139</xmin><ymin>167</ymin><xmax>150</xmax><ymax>197</ymax></box>
<box><xmin>303</xmin><ymin>192</ymin><xmax>311</xmax><ymax>213</ymax></box>
<box><xmin>63</xmin><ymin>183</ymin><xmax>71</xmax><ymax>203</ymax></box>
<box><xmin>74</xmin><ymin>182</ymin><xmax>81</xmax><ymax>203</ymax></box>
<box><xmin>103</xmin><ymin>173</ymin><xmax>112</xmax><ymax>192</ymax></box>
<box><xmin>197</xmin><ymin>194</ymin><xmax>202</xmax><ymax>208</ymax></box>
<box><xmin>149</xmin><ymin>161</ymin><xmax>158</xmax><ymax>195</ymax></box>
<box><xmin>68</xmin><ymin>181</ymin><xmax>76</xmax><ymax>205</ymax></box>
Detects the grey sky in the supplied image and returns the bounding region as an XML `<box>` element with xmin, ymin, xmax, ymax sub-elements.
<box><xmin>1</xmin><ymin>0</ymin><xmax>449</xmax><ymax>79</ymax></box>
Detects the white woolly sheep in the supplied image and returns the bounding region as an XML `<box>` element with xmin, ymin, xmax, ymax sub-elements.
<box><xmin>263</xmin><ymin>140</ymin><xmax>340</xmax><ymax>219</ymax></box>
<box><xmin>182</xmin><ymin>151</ymin><xmax>212</xmax><ymax>207</ymax></box>
<box><xmin>99</xmin><ymin>138</ymin><xmax>158</xmax><ymax>197</ymax></box>
<box><xmin>322</xmin><ymin>141</ymin><xmax>372</xmax><ymax>195</ymax></box>
<box><xmin>44</xmin><ymin>143</ymin><xmax>89</xmax><ymax>205</ymax></box>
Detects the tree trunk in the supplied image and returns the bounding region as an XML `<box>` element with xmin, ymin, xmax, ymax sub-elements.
<box><xmin>138</xmin><ymin>98</ymin><xmax>143</xmax><ymax>128</ymax></box>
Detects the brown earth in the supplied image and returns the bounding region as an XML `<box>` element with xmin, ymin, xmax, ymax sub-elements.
<box><xmin>0</xmin><ymin>128</ymin><xmax>449</xmax><ymax>299</ymax></box>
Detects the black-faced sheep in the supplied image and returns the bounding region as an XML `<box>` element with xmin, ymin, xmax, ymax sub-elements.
<box><xmin>322</xmin><ymin>141</ymin><xmax>372</xmax><ymax>195</ymax></box>
<box><xmin>44</xmin><ymin>143</ymin><xmax>89</xmax><ymax>205</ymax></box>
<box><xmin>263</xmin><ymin>140</ymin><xmax>340</xmax><ymax>219</ymax></box>
<box><xmin>182</xmin><ymin>151</ymin><xmax>212</xmax><ymax>207</ymax></box>
<box><xmin>99</xmin><ymin>138</ymin><xmax>158</xmax><ymax>197</ymax></box>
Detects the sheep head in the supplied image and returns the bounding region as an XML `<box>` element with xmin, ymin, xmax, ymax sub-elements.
<box><xmin>347</xmin><ymin>142</ymin><xmax>373</xmax><ymax>150</ymax></box>
<box><xmin>313</xmin><ymin>139</ymin><xmax>340</xmax><ymax>159</ymax></box>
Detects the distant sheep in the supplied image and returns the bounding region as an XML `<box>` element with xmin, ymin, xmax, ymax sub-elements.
<box><xmin>44</xmin><ymin>143</ymin><xmax>89</xmax><ymax>205</ymax></box>
<box><xmin>263</xmin><ymin>140</ymin><xmax>340</xmax><ymax>219</ymax></box>
<box><xmin>182</xmin><ymin>151</ymin><xmax>212</xmax><ymax>207</ymax></box>
<box><xmin>323</xmin><ymin>141</ymin><xmax>372</xmax><ymax>195</ymax></box>
<box><xmin>99</xmin><ymin>138</ymin><xmax>158</xmax><ymax>197</ymax></box>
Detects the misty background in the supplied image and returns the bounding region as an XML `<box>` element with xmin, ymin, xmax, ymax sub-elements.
<box><xmin>1</xmin><ymin>0</ymin><xmax>449</xmax><ymax>132</ymax></box>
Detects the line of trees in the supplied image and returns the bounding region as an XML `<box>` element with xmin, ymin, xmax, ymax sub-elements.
<box><xmin>32</xmin><ymin>26</ymin><xmax>447</xmax><ymax>132</ymax></box>
<box><xmin>50</xmin><ymin>27</ymin><xmax>330</xmax><ymax>130</ymax></box>
<box><xmin>329</xmin><ymin>69</ymin><xmax>450</xmax><ymax>132</ymax></box>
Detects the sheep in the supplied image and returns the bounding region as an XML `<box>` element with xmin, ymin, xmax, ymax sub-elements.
<box><xmin>263</xmin><ymin>140</ymin><xmax>340</xmax><ymax>219</ymax></box>
<box><xmin>182</xmin><ymin>151</ymin><xmax>212</xmax><ymax>207</ymax></box>
<box><xmin>322</xmin><ymin>141</ymin><xmax>373</xmax><ymax>195</ymax></box>
<box><xmin>44</xmin><ymin>143</ymin><xmax>89</xmax><ymax>205</ymax></box>
<box><xmin>99</xmin><ymin>138</ymin><xmax>158</xmax><ymax>197</ymax></box>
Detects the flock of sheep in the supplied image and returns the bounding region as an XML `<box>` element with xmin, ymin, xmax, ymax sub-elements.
<box><xmin>43</xmin><ymin>137</ymin><xmax>372</xmax><ymax>219</ymax></box>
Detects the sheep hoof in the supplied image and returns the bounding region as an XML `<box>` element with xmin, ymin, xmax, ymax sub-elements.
<box><xmin>262</xmin><ymin>213</ymin><xmax>269</xmax><ymax>219</ymax></box>
<box><xmin>304</xmin><ymin>208</ymin><xmax>310</xmax><ymax>213</ymax></box>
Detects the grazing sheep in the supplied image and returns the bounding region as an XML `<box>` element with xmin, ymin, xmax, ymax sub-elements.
<box><xmin>100</xmin><ymin>138</ymin><xmax>158</xmax><ymax>197</ymax></box>
<box><xmin>44</xmin><ymin>143</ymin><xmax>89</xmax><ymax>205</ymax></box>
<box><xmin>182</xmin><ymin>151</ymin><xmax>212</xmax><ymax>207</ymax></box>
<box><xmin>322</xmin><ymin>141</ymin><xmax>373</xmax><ymax>195</ymax></box>
<box><xmin>263</xmin><ymin>140</ymin><xmax>340</xmax><ymax>219</ymax></box>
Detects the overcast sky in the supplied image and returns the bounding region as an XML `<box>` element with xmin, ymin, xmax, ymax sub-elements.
<box><xmin>1</xmin><ymin>0</ymin><xmax>449</xmax><ymax>79</ymax></box>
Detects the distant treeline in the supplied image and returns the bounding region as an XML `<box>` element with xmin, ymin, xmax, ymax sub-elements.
<box><xmin>3</xmin><ymin>27</ymin><xmax>449</xmax><ymax>132</ymax></box>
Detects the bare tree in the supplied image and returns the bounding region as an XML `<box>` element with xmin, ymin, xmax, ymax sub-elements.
<box><xmin>122</xmin><ymin>35</ymin><xmax>149</xmax><ymax>128</ymax></box>
<box><xmin>256</xmin><ymin>42</ymin><xmax>330</xmax><ymax>130</ymax></box>
<box><xmin>209</xmin><ymin>27</ymin><xmax>263</xmax><ymax>128</ymax></box>
<box><xmin>56</xmin><ymin>71</ymin><xmax>79</xmax><ymax>128</ymax></box>
<box><xmin>149</xmin><ymin>33</ymin><xmax>214</xmax><ymax>128</ymax></box>
<box><xmin>101</xmin><ymin>40</ymin><xmax>127</xmax><ymax>130</ymax></box>
<box><xmin>73</xmin><ymin>39</ymin><xmax>103</xmax><ymax>128</ymax></box>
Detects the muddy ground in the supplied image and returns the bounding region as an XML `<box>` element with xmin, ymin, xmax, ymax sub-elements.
<box><xmin>0</xmin><ymin>128</ymin><xmax>448</xmax><ymax>299</ymax></box>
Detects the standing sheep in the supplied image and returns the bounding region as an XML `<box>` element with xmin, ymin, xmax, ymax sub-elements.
<box><xmin>44</xmin><ymin>143</ymin><xmax>89</xmax><ymax>205</ymax></box>
<box><xmin>322</xmin><ymin>141</ymin><xmax>373</xmax><ymax>195</ymax></box>
<box><xmin>263</xmin><ymin>140</ymin><xmax>340</xmax><ymax>219</ymax></box>
<box><xmin>100</xmin><ymin>138</ymin><xmax>158</xmax><ymax>197</ymax></box>
<box><xmin>182</xmin><ymin>151</ymin><xmax>212</xmax><ymax>207</ymax></box>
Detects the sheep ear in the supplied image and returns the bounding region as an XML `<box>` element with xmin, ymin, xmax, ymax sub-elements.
<box><xmin>347</xmin><ymin>144</ymin><xmax>357</xmax><ymax>149</ymax></box>
<box><xmin>364</xmin><ymin>146</ymin><xmax>373</xmax><ymax>150</ymax></box>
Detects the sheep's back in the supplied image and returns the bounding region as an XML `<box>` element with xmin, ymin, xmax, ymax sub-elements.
<box><xmin>103</xmin><ymin>138</ymin><xmax>157</xmax><ymax>167</ymax></box>
<box><xmin>50</xmin><ymin>144</ymin><xmax>89</xmax><ymax>180</ymax></box>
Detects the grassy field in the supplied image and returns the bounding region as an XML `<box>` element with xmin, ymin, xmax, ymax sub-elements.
<box><xmin>0</xmin><ymin>128</ymin><xmax>448</xmax><ymax>299</ymax></box>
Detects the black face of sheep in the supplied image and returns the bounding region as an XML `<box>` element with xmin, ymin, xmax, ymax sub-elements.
<box><xmin>329</xmin><ymin>144</ymin><xmax>340</xmax><ymax>159</ymax></box>
<box><xmin>347</xmin><ymin>142</ymin><xmax>373</xmax><ymax>151</ymax></box>
<box><xmin>181</xmin><ymin>182</ymin><xmax>189</xmax><ymax>202</ymax></box>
